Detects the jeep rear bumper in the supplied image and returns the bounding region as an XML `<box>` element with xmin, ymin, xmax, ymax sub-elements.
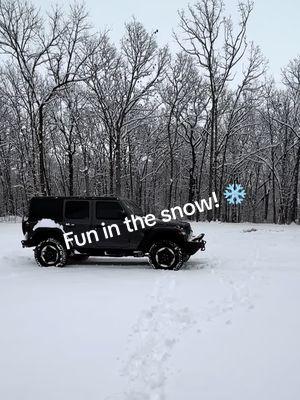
<box><xmin>184</xmin><ymin>233</ymin><xmax>206</xmax><ymax>255</ymax></box>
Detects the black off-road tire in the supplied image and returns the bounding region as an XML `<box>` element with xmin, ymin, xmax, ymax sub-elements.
<box><xmin>34</xmin><ymin>238</ymin><xmax>68</xmax><ymax>267</ymax></box>
<box><xmin>149</xmin><ymin>240</ymin><xmax>184</xmax><ymax>270</ymax></box>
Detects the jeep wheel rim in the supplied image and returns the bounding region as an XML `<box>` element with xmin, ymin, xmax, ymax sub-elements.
<box><xmin>155</xmin><ymin>247</ymin><xmax>176</xmax><ymax>268</ymax></box>
<box><xmin>41</xmin><ymin>245</ymin><xmax>59</xmax><ymax>265</ymax></box>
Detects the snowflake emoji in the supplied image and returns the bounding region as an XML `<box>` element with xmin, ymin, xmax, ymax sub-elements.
<box><xmin>224</xmin><ymin>183</ymin><xmax>246</xmax><ymax>205</ymax></box>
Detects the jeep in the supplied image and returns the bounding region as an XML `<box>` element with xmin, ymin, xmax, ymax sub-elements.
<box><xmin>21</xmin><ymin>196</ymin><xmax>206</xmax><ymax>270</ymax></box>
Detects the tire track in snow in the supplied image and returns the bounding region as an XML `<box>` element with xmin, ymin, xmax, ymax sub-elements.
<box><xmin>119</xmin><ymin>249</ymin><xmax>263</xmax><ymax>400</ymax></box>
<box><xmin>120</xmin><ymin>273</ymin><xmax>194</xmax><ymax>400</ymax></box>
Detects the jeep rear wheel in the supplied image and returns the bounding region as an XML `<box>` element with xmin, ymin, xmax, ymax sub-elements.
<box><xmin>34</xmin><ymin>238</ymin><xmax>67</xmax><ymax>267</ymax></box>
<box><xmin>149</xmin><ymin>241</ymin><xmax>184</xmax><ymax>270</ymax></box>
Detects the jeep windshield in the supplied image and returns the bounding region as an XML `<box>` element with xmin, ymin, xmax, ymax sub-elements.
<box><xmin>124</xmin><ymin>200</ymin><xmax>144</xmax><ymax>217</ymax></box>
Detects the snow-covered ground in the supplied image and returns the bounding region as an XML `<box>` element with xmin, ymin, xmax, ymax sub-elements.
<box><xmin>0</xmin><ymin>222</ymin><xmax>299</xmax><ymax>400</ymax></box>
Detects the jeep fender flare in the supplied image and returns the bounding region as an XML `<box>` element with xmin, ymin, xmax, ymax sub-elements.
<box><xmin>138</xmin><ymin>228</ymin><xmax>186</xmax><ymax>253</ymax></box>
<box><xmin>30</xmin><ymin>228</ymin><xmax>66</xmax><ymax>247</ymax></box>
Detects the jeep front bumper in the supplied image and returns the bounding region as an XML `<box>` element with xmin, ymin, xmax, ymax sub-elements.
<box><xmin>184</xmin><ymin>233</ymin><xmax>206</xmax><ymax>255</ymax></box>
<box><xmin>21</xmin><ymin>238</ymin><xmax>34</xmax><ymax>248</ymax></box>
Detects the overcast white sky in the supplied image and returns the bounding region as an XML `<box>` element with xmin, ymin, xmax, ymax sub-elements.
<box><xmin>35</xmin><ymin>0</ymin><xmax>300</xmax><ymax>82</ymax></box>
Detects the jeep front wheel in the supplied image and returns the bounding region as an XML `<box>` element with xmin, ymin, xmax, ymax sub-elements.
<box><xmin>34</xmin><ymin>238</ymin><xmax>68</xmax><ymax>267</ymax></box>
<box><xmin>149</xmin><ymin>241</ymin><xmax>184</xmax><ymax>270</ymax></box>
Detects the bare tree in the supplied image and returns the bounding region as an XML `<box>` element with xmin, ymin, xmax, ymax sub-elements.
<box><xmin>0</xmin><ymin>0</ymin><xmax>103</xmax><ymax>194</ymax></box>
<box><xmin>87</xmin><ymin>19</ymin><xmax>168</xmax><ymax>195</ymax></box>
<box><xmin>177</xmin><ymin>0</ymin><xmax>253</xmax><ymax>218</ymax></box>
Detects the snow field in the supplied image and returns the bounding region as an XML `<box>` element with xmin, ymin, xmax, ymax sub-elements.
<box><xmin>0</xmin><ymin>222</ymin><xmax>299</xmax><ymax>400</ymax></box>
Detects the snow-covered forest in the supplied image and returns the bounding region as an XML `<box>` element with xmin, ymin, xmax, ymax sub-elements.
<box><xmin>0</xmin><ymin>0</ymin><xmax>299</xmax><ymax>223</ymax></box>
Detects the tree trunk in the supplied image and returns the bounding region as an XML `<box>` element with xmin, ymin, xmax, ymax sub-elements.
<box><xmin>188</xmin><ymin>138</ymin><xmax>196</xmax><ymax>210</ymax></box>
<box><xmin>207</xmin><ymin>98</ymin><xmax>217</xmax><ymax>221</ymax></box>
<box><xmin>115</xmin><ymin>129</ymin><xmax>121</xmax><ymax>196</ymax></box>
<box><xmin>109</xmin><ymin>130</ymin><xmax>114</xmax><ymax>194</ymax></box>
<box><xmin>290</xmin><ymin>145</ymin><xmax>300</xmax><ymax>222</ymax></box>
<box><xmin>68</xmin><ymin>147</ymin><xmax>74</xmax><ymax>196</ymax></box>
<box><xmin>37</xmin><ymin>105</ymin><xmax>49</xmax><ymax>196</ymax></box>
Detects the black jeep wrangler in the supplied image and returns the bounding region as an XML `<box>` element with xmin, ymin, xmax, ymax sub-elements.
<box><xmin>22</xmin><ymin>197</ymin><xmax>206</xmax><ymax>270</ymax></box>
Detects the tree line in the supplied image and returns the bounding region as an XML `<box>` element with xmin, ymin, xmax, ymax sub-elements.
<box><xmin>0</xmin><ymin>0</ymin><xmax>299</xmax><ymax>223</ymax></box>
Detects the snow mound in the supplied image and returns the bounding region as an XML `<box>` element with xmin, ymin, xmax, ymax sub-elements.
<box><xmin>33</xmin><ymin>218</ymin><xmax>64</xmax><ymax>231</ymax></box>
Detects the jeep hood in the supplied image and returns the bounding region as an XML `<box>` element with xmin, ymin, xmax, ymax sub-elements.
<box><xmin>154</xmin><ymin>218</ymin><xmax>191</xmax><ymax>232</ymax></box>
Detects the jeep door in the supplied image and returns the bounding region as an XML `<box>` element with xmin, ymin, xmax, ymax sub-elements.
<box><xmin>63</xmin><ymin>200</ymin><xmax>91</xmax><ymax>249</ymax></box>
<box><xmin>92</xmin><ymin>200</ymin><xmax>130</xmax><ymax>249</ymax></box>
<box><xmin>121</xmin><ymin>200</ymin><xmax>145</xmax><ymax>249</ymax></box>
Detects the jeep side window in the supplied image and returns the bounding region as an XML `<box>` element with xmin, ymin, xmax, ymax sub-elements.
<box><xmin>29</xmin><ymin>198</ymin><xmax>63</xmax><ymax>220</ymax></box>
<box><xmin>96</xmin><ymin>201</ymin><xmax>125</xmax><ymax>220</ymax></box>
<box><xmin>65</xmin><ymin>201</ymin><xmax>89</xmax><ymax>220</ymax></box>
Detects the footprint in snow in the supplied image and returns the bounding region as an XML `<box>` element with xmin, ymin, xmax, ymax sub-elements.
<box><xmin>121</xmin><ymin>276</ymin><xmax>194</xmax><ymax>400</ymax></box>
